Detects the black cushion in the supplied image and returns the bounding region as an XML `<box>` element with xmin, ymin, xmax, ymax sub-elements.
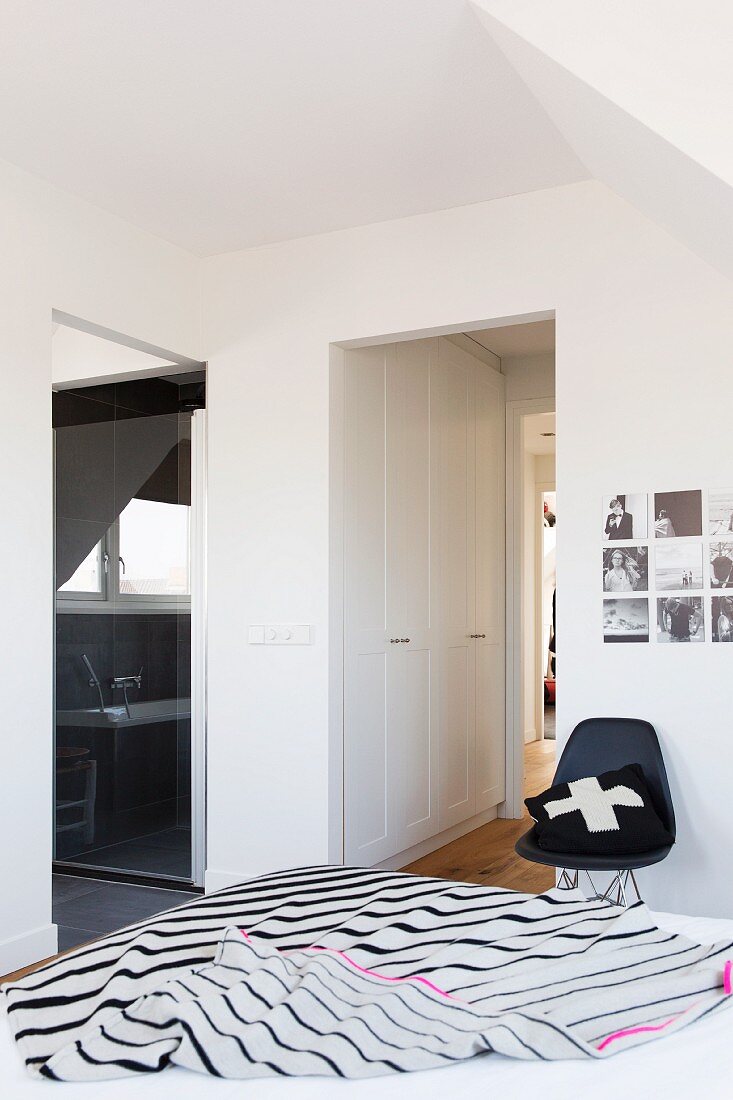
<box><xmin>525</xmin><ymin>763</ymin><xmax>675</xmax><ymax>855</ymax></box>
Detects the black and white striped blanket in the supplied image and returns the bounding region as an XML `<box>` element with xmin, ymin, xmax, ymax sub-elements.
<box><xmin>5</xmin><ymin>866</ymin><xmax>733</xmax><ymax>1081</ymax></box>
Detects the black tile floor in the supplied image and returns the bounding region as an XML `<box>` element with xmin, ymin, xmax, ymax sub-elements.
<box><xmin>53</xmin><ymin>874</ymin><xmax>199</xmax><ymax>952</ymax></box>
<box><xmin>68</xmin><ymin>827</ymin><xmax>192</xmax><ymax>880</ymax></box>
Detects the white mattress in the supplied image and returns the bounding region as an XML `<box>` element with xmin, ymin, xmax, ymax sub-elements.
<box><xmin>2</xmin><ymin>909</ymin><xmax>733</xmax><ymax>1098</ymax></box>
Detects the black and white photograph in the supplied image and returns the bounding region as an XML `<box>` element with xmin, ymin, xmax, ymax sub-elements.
<box><xmin>653</xmin><ymin>490</ymin><xmax>703</xmax><ymax>538</ymax></box>
<box><xmin>655</xmin><ymin>542</ymin><xmax>703</xmax><ymax>591</ymax></box>
<box><xmin>656</xmin><ymin>596</ymin><xmax>704</xmax><ymax>644</ymax></box>
<box><xmin>710</xmin><ymin>542</ymin><xmax>733</xmax><ymax>588</ymax></box>
<box><xmin>711</xmin><ymin>596</ymin><xmax>733</xmax><ymax>642</ymax></box>
<box><xmin>603</xmin><ymin>598</ymin><xmax>649</xmax><ymax>643</ymax></box>
<box><xmin>602</xmin><ymin>493</ymin><xmax>648</xmax><ymax>541</ymax></box>
<box><xmin>602</xmin><ymin>546</ymin><xmax>648</xmax><ymax>592</ymax></box>
<box><xmin>709</xmin><ymin>490</ymin><xmax>733</xmax><ymax>536</ymax></box>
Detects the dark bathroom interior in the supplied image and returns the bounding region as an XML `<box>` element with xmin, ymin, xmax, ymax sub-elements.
<box><xmin>54</xmin><ymin>371</ymin><xmax>205</xmax><ymax>889</ymax></box>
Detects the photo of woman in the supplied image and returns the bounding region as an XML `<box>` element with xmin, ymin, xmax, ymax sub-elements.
<box><xmin>603</xmin><ymin>546</ymin><xmax>647</xmax><ymax>592</ymax></box>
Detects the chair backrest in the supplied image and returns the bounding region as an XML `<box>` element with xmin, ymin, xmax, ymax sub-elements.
<box><xmin>554</xmin><ymin>717</ymin><xmax>676</xmax><ymax>839</ymax></box>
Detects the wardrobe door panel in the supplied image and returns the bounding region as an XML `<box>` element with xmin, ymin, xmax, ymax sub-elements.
<box><xmin>436</xmin><ymin>341</ymin><xmax>476</xmax><ymax>829</ymax></box>
<box><xmin>349</xmin><ymin>651</ymin><xmax>389</xmax><ymax>852</ymax></box>
<box><xmin>394</xmin><ymin>340</ymin><xmax>439</xmax><ymax>849</ymax></box>
<box><xmin>475</xmin><ymin>367</ymin><xmax>506</xmax><ymax>810</ymax></box>
<box><xmin>403</xmin><ymin>646</ymin><xmax>433</xmax><ymax>834</ymax></box>
<box><xmin>475</xmin><ymin>637</ymin><xmax>505</xmax><ymax>808</ymax></box>
<box><xmin>344</xmin><ymin>347</ymin><xmax>398</xmax><ymax>864</ymax></box>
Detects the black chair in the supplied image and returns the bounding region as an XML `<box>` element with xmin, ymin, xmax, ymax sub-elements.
<box><xmin>515</xmin><ymin>717</ymin><xmax>676</xmax><ymax>905</ymax></box>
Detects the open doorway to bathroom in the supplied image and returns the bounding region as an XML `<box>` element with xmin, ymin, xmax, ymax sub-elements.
<box><xmin>52</xmin><ymin>316</ymin><xmax>206</xmax><ymax>948</ymax></box>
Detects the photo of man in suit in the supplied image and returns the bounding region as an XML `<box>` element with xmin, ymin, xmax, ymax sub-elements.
<box><xmin>604</xmin><ymin>498</ymin><xmax>634</xmax><ymax>541</ymax></box>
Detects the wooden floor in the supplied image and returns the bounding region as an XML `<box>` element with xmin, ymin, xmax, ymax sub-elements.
<box><xmin>402</xmin><ymin>738</ymin><xmax>556</xmax><ymax>893</ymax></box>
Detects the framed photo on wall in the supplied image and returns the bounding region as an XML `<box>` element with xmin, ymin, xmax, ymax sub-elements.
<box><xmin>603</xmin><ymin>597</ymin><xmax>649</xmax><ymax>643</ymax></box>
<box><xmin>602</xmin><ymin>494</ymin><xmax>648</xmax><ymax>541</ymax></box>
<box><xmin>709</xmin><ymin>491</ymin><xmax>733</xmax><ymax>536</ymax></box>
<box><xmin>602</xmin><ymin>546</ymin><xmax>648</xmax><ymax>592</ymax></box>
<box><xmin>656</xmin><ymin>596</ymin><xmax>704</xmax><ymax>643</ymax></box>
<box><xmin>711</xmin><ymin>596</ymin><xmax>733</xmax><ymax>642</ymax></box>
<box><xmin>653</xmin><ymin>490</ymin><xmax>702</xmax><ymax>538</ymax></box>
<box><xmin>655</xmin><ymin>542</ymin><xmax>703</xmax><ymax>591</ymax></box>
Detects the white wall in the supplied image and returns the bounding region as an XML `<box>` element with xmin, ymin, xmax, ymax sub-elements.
<box><xmin>0</xmin><ymin>156</ymin><xmax>200</xmax><ymax>973</ymax></box>
<box><xmin>203</xmin><ymin>179</ymin><xmax>733</xmax><ymax>917</ymax></box>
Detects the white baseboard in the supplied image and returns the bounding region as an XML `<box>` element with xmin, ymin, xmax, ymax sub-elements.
<box><xmin>374</xmin><ymin>807</ymin><xmax>499</xmax><ymax>871</ymax></box>
<box><xmin>0</xmin><ymin>924</ymin><xmax>57</xmax><ymax>977</ymax></box>
<box><xmin>204</xmin><ymin>869</ymin><xmax>249</xmax><ymax>893</ymax></box>
<box><xmin>524</xmin><ymin>727</ymin><xmax>538</xmax><ymax>744</ymax></box>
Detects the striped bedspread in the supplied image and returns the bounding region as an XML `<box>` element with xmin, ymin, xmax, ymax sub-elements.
<box><xmin>4</xmin><ymin>866</ymin><xmax>733</xmax><ymax>1081</ymax></box>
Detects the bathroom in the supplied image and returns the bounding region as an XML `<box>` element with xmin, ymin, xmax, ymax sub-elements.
<box><xmin>53</xmin><ymin>321</ymin><xmax>206</xmax><ymax>930</ymax></box>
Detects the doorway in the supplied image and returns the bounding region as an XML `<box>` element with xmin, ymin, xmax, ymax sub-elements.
<box><xmin>333</xmin><ymin>315</ymin><xmax>556</xmax><ymax>887</ymax></box>
<box><xmin>52</xmin><ymin>318</ymin><xmax>207</xmax><ymax>913</ymax></box>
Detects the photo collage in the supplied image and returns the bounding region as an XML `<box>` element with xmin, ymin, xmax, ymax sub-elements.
<box><xmin>602</xmin><ymin>490</ymin><xmax>733</xmax><ymax>644</ymax></box>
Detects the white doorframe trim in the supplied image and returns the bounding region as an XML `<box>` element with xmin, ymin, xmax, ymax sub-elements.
<box><xmin>534</xmin><ymin>479</ymin><xmax>556</xmax><ymax>742</ymax></box>
<box><xmin>327</xmin><ymin>345</ymin><xmax>346</xmax><ymax>863</ymax></box>
<box><xmin>328</xmin><ymin>309</ymin><xmax>555</xmax><ymax>862</ymax></box>
<box><xmin>504</xmin><ymin>397</ymin><xmax>555</xmax><ymax>818</ymax></box>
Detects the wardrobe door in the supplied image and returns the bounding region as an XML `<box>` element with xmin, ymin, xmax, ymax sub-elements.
<box><xmin>435</xmin><ymin>339</ymin><xmax>476</xmax><ymax>830</ymax></box>
<box><xmin>474</xmin><ymin>366</ymin><xmax>506</xmax><ymax>812</ymax></box>
<box><xmin>343</xmin><ymin>346</ymin><xmax>402</xmax><ymax>864</ymax></box>
<box><xmin>393</xmin><ymin>340</ymin><xmax>440</xmax><ymax>851</ymax></box>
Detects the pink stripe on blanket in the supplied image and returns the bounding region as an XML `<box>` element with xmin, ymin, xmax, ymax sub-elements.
<box><xmin>596</xmin><ymin>1012</ymin><xmax>688</xmax><ymax>1051</ymax></box>
<box><xmin>239</xmin><ymin>929</ymin><xmax>460</xmax><ymax>1002</ymax></box>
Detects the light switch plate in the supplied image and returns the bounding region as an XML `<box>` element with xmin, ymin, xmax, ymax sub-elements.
<box><xmin>249</xmin><ymin>625</ymin><xmax>313</xmax><ymax>645</ymax></box>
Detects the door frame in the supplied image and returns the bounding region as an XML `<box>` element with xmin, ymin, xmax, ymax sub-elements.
<box><xmin>504</xmin><ymin>397</ymin><xmax>556</xmax><ymax>818</ymax></box>
<box><xmin>534</xmin><ymin>479</ymin><xmax>556</xmax><ymax>741</ymax></box>
<box><xmin>328</xmin><ymin>311</ymin><xmax>555</xmax><ymax>863</ymax></box>
<box><xmin>52</xmin><ymin>312</ymin><xmax>208</xmax><ymax>885</ymax></box>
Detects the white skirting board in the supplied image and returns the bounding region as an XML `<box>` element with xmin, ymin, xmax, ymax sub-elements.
<box><xmin>373</xmin><ymin>807</ymin><xmax>498</xmax><ymax>871</ymax></box>
<box><xmin>0</xmin><ymin>924</ymin><xmax>57</xmax><ymax>976</ymax></box>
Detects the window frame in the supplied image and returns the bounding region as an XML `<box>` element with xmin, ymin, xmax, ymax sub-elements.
<box><xmin>56</xmin><ymin>509</ymin><xmax>191</xmax><ymax>614</ymax></box>
<box><xmin>56</xmin><ymin>534</ymin><xmax>109</xmax><ymax>603</ymax></box>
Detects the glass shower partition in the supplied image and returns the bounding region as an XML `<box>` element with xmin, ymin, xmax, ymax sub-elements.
<box><xmin>54</xmin><ymin>378</ymin><xmax>204</xmax><ymax>885</ymax></box>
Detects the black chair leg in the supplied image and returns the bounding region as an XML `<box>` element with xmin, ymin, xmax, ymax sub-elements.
<box><xmin>597</xmin><ymin>869</ymin><xmax>642</xmax><ymax>907</ymax></box>
<box><xmin>556</xmin><ymin>868</ymin><xmax>643</xmax><ymax>906</ymax></box>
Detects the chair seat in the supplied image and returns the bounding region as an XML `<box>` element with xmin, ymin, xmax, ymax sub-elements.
<box><xmin>515</xmin><ymin>826</ymin><xmax>673</xmax><ymax>871</ymax></box>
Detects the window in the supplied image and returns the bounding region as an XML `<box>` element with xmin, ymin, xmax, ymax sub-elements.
<box><xmin>57</xmin><ymin>539</ymin><xmax>106</xmax><ymax>600</ymax></box>
<box><xmin>57</xmin><ymin>500</ymin><xmax>190</xmax><ymax>610</ymax></box>
<box><xmin>118</xmin><ymin>498</ymin><xmax>190</xmax><ymax>597</ymax></box>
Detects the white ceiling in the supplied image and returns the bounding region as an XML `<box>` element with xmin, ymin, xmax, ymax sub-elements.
<box><xmin>0</xmin><ymin>1</ymin><xmax>587</xmax><ymax>256</ymax></box>
<box><xmin>523</xmin><ymin>411</ymin><xmax>556</xmax><ymax>456</ymax></box>
<box><xmin>467</xmin><ymin>318</ymin><xmax>555</xmax><ymax>358</ymax></box>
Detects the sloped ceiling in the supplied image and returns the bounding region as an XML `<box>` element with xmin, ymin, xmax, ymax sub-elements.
<box><xmin>0</xmin><ymin>0</ymin><xmax>587</xmax><ymax>255</ymax></box>
<box><xmin>472</xmin><ymin>0</ymin><xmax>733</xmax><ymax>281</ymax></box>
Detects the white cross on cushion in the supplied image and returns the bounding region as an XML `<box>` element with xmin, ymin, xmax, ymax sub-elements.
<box><xmin>544</xmin><ymin>776</ymin><xmax>644</xmax><ymax>833</ymax></box>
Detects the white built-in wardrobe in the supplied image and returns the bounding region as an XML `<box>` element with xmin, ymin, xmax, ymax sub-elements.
<box><xmin>343</xmin><ymin>336</ymin><xmax>506</xmax><ymax>866</ymax></box>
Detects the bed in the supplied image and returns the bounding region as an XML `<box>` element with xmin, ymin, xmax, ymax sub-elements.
<box><xmin>3</xmin><ymin>866</ymin><xmax>733</xmax><ymax>1097</ymax></box>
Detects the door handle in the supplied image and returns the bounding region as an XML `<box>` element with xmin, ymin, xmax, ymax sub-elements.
<box><xmin>469</xmin><ymin>634</ymin><xmax>486</xmax><ymax>639</ymax></box>
<box><xmin>400</xmin><ymin>638</ymin><xmax>410</xmax><ymax>643</ymax></box>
